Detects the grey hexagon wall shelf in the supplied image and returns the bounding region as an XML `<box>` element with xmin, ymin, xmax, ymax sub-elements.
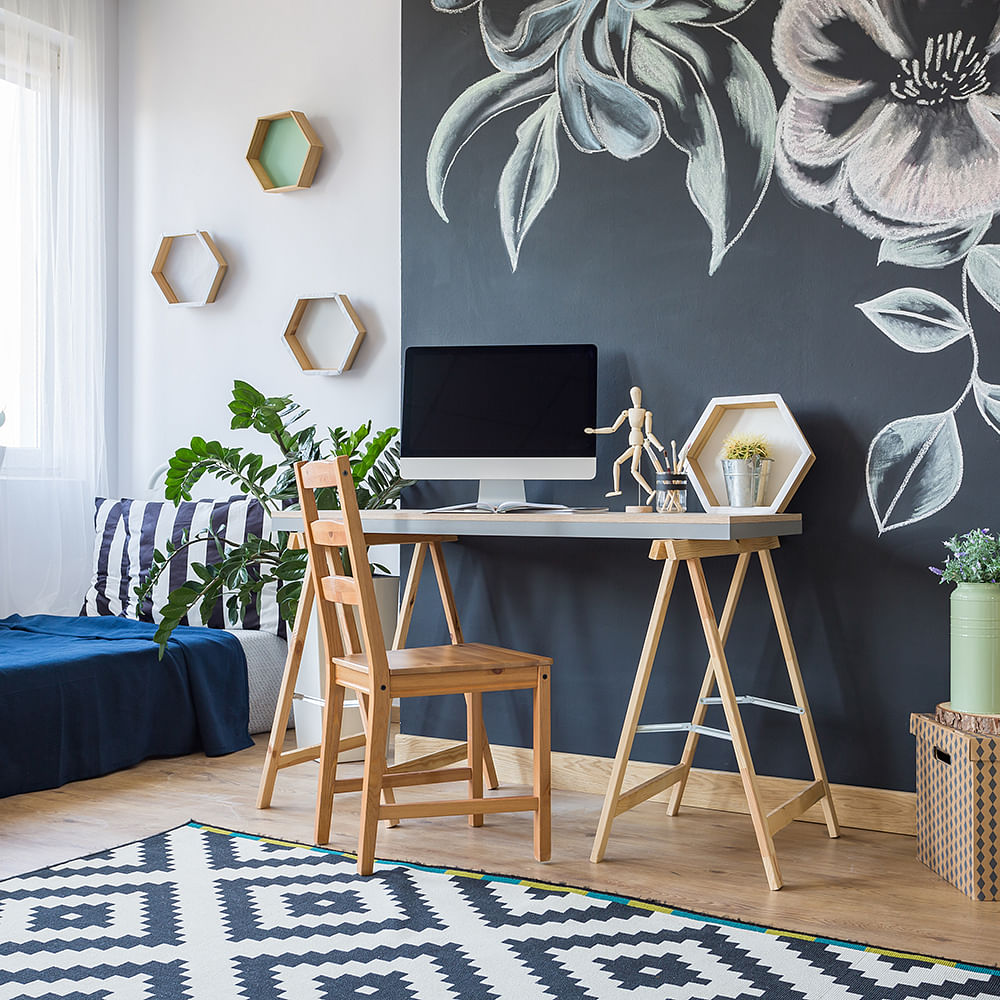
<box><xmin>283</xmin><ymin>294</ymin><xmax>366</xmax><ymax>375</ymax></box>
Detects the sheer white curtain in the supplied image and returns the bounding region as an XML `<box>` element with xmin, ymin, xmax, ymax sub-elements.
<box><xmin>0</xmin><ymin>0</ymin><xmax>109</xmax><ymax>616</ymax></box>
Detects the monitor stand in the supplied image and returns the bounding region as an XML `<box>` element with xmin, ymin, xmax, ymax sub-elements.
<box><xmin>427</xmin><ymin>480</ymin><xmax>573</xmax><ymax>514</ymax></box>
<box><xmin>477</xmin><ymin>479</ymin><xmax>526</xmax><ymax>507</ymax></box>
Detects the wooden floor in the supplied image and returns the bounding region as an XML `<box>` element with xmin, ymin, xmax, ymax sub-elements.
<box><xmin>3</xmin><ymin>736</ymin><xmax>1000</xmax><ymax>969</ymax></box>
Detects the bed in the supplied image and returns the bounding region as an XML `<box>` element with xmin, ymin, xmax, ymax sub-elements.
<box><xmin>0</xmin><ymin>614</ymin><xmax>256</xmax><ymax>798</ymax></box>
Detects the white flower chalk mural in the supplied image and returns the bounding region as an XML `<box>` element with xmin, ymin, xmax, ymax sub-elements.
<box><xmin>426</xmin><ymin>0</ymin><xmax>776</xmax><ymax>273</ymax></box>
<box><xmin>427</xmin><ymin>0</ymin><xmax>1000</xmax><ymax>535</ymax></box>
<box><xmin>773</xmin><ymin>0</ymin><xmax>1000</xmax><ymax>533</ymax></box>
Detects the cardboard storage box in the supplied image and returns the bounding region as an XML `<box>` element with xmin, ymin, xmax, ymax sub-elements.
<box><xmin>910</xmin><ymin>713</ymin><xmax>1000</xmax><ymax>900</ymax></box>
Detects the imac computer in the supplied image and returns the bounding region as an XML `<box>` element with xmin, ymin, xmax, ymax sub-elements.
<box><xmin>400</xmin><ymin>343</ymin><xmax>598</xmax><ymax>511</ymax></box>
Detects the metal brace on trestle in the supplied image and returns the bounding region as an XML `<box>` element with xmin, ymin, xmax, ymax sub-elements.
<box><xmin>634</xmin><ymin>722</ymin><xmax>733</xmax><ymax>741</ymax></box>
<box><xmin>699</xmin><ymin>694</ymin><xmax>804</xmax><ymax>715</ymax></box>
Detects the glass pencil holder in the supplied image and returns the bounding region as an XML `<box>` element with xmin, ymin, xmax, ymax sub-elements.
<box><xmin>655</xmin><ymin>472</ymin><xmax>688</xmax><ymax>513</ymax></box>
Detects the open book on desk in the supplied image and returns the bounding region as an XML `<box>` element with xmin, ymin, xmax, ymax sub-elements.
<box><xmin>425</xmin><ymin>501</ymin><xmax>610</xmax><ymax>514</ymax></box>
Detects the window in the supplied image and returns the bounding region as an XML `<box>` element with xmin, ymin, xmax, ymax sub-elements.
<box><xmin>0</xmin><ymin>1</ymin><xmax>108</xmax><ymax>616</ymax></box>
<box><xmin>0</xmin><ymin>62</ymin><xmax>41</xmax><ymax>453</ymax></box>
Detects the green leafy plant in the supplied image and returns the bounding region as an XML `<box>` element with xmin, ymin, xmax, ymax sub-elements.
<box><xmin>135</xmin><ymin>380</ymin><xmax>414</xmax><ymax>655</ymax></box>
<box><xmin>720</xmin><ymin>433</ymin><xmax>770</xmax><ymax>461</ymax></box>
<box><xmin>930</xmin><ymin>528</ymin><xmax>1000</xmax><ymax>585</ymax></box>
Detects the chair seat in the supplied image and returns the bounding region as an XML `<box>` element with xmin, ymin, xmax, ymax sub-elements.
<box><xmin>333</xmin><ymin>641</ymin><xmax>551</xmax><ymax>676</ymax></box>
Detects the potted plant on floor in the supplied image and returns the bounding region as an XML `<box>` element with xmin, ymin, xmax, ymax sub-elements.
<box><xmin>930</xmin><ymin>527</ymin><xmax>1000</xmax><ymax>715</ymax></box>
<box><xmin>135</xmin><ymin>380</ymin><xmax>413</xmax><ymax>654</ymax></box>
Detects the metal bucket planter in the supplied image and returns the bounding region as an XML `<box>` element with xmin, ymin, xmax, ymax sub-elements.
<box><xmin>951</xmin><ymin>582</ymin><xmax>1000</xmax><ymax>714</ymax></box>
<box><xmin>720</xmin><ymin>457</ymin><xmax>773</xmax><ymax>507</ymax></box>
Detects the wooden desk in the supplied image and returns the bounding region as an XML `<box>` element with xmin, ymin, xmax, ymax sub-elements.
<box><xmin>272</xmin><ymin>508</ymin><xmax>804</xmax><ymax>542</ymax></box>
<box><xmin>263</xmin><ymin>509</ymin><xmax>837</xmax><ymax>889</ymax></box>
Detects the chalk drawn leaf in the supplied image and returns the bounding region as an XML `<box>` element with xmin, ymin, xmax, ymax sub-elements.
<box><xmin>630</xmin><ymin>16</ymin><xmax>776</xmax><ymax>274</ymax></box>
<box><xmin>856</xmin><ymin>288</ymin><xmax>971</xmax><ymax>353</ymax></box>
<box><xmin>499</xmin><ymin>95</ymin><xmax>561</xmax><ymax>272</ymax></box>
<box><xmin>591</xmin><ymin>0</ymin><xmax>632</xmax><ymax>79</ymax></box>
<box><xmin>432</xmin><ymin>0</ymin><xmax>478</xmax><ymax>11</ymax></box>
<box><xmin>427</xmin><ymin>68</ymin><xmax>555</xmax><ymax>222</ymax></box>
<box><xmin>866</xmin><ymin>411</ymin><xmax>962</xmax><ymax>534</ymax></box>
<box><xmin>967</xmin><ymin>245</ymin><xmax>1000</xmax><ymax>313</ymax></box>
<box><xmin>973</xmin><ymin>376</ymin><xmax>1000</xmax><ymax>436</ymax></box>
<box><xmin>557</xmin><ymin>1</ymin><xmax>661</xmax><ymax>159</ymax></box>
<box><xmin>622</xmin><ymin>0</ymin><xmax>760</xmax><ymax>23</ymax></box>
<box><xmin>479</xmin><ymin>1</ymin><xmax>580</xmax><ymax>74</ymax></box>
<box><xmin>878</xmin><ymin>218</ymin><xmax>991</xmax><ymax>270</ymax></box>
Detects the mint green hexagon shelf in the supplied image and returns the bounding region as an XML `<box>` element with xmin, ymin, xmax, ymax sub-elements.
<box><xmin>246</xmin><ymin>111</ymin><xmax>323</xmax><ymax>192</ymax></box>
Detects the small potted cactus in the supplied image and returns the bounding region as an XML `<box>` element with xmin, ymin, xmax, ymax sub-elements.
<box><xmin>719</xmin><ymin>432</ymin><xmax>772</xmax><ymax>506</ymax></box>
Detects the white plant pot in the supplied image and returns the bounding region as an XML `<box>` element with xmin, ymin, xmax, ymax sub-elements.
<box><xmin>293</xmin><ymin>574</ymin><xmax>399</xmax><ymax>761</ymax></box>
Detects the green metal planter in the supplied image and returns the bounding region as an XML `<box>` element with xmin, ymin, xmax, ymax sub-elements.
<box><xmin>951</xmin><ymin>582</ymin><xmax>1000</xmax><ymax>714</ymax></box>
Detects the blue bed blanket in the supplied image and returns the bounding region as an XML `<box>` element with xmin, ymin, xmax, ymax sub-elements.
<box><xmin>0</xmin><ymin>614</ymin><xmax>253</xmax><ymax>798</ymax></box>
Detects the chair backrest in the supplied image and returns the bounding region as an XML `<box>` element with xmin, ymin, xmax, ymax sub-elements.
<box><xmin>294</xmin><ymin>455</ymin><xmax>390</xmax><ymax>692</ymax></box>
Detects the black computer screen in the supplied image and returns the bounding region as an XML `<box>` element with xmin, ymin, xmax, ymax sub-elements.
<box><xmin>402</xmin><ymin>344</ymin><xmax>598</xmax><ymax>458</ymax></box>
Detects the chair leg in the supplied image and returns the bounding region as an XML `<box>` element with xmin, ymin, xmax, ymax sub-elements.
<box><xmin>533</xmin><ymin>667</ymin><xmax>552</xmax><ymax>863</ymax></box>
<box><xmin>467</xmin><ymin>692</ymin><xmax>484</xmax><ymax>827</ymax></box>
<box><xmin>358</xmin><ymin>689</ymin><xmax>392</xmax><ymax>876</ymax></box>
<box><xmin>358</xmin><ymin>690</ymin><xmax>400</xmax><ymax>829</ymax></box>
<box><xmin>314</xmin><ymin>684</ymin><xmax>345</xmax><ymax>845</ymax></box>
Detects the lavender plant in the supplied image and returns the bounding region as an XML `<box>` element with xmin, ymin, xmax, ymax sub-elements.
<box><xmin>930</xmin><ymin>528</ymin><xmax>1000</xmax><ymax>585</ymax></box>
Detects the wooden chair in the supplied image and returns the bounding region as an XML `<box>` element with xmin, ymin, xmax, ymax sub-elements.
<box><xmin>296</xmin><ymin>456</ymin><xmax>552</xmax><ymax>875</ymax></box>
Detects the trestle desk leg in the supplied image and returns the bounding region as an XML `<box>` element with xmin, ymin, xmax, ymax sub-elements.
<box><xmin>686</xmin><ymin>557</ymin><xmax>783</xmax><ymax>890</ymax></box>
<box><xmin>758</xmin><ymin>548</ymin><xmax>840</xmax><ymax>838</ymax></box>
<box><xmin>667</xmin><ymin>552</ymin><xmax>752</xmax><ymax>816</ymax></box>
<box><xmin>590</xmin><ymin>558</ymin><xmax>680</xmax><ymax>864</ymax></box>
<box><xmin>429</xmin><ymin>540</ymin><xmax>500</xmax><ymax>790</ymax></box>
<box><xmin>257</xmin><ymin>534</ymin><xmax>314</xmax><ymax>809</ymax></box>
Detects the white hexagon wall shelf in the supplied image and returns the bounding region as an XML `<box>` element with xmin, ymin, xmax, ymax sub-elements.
<box><xmin>246</xmin><ymin>110</ymin><xmax>324</xmax><ymax>192</ymax></box>
<box><xmin>680</xmin><ymin>393</ymin><xmax>814</xmax><ymax>513</ymax></box>
<box><xmin>283</xmin><ymin>294</ymin><xmax>366</xmax><ymax>375</ymax></box>
<box><xmin>150</xmin><ymin>231</ymin><xmax>228</xmax><ymax>306</ymax></box>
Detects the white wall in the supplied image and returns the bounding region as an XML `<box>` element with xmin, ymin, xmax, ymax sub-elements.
<box><xmin>117</xmin><ymin>0</ymin><xmax>401</xmax><ymax>495</ymax></box>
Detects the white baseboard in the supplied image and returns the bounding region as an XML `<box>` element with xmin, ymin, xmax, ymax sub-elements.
<box><xmin>395</xmin><ymin>734</ymin><xmax>915</xmax><ymax>837</ymax></box>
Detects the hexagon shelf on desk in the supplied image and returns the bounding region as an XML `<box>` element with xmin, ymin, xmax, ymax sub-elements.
<box><xmin>680</xmin><ymin>393</ymin><xmax>815</xmax><ymax>514</ymax></box>
<box><xmin>246</xmin><ymin>111</ymin><xmax>323</xmax><ymax>192</ymax></box>
<box><xmin>150</xmin><ymin>231</ymin><xmax>228</xmax><ymax>306</ymax></box>
<box><xmin>283</xmin><ymin>294</ymin><xmax>366</xmax><ymax>375</ymax></box>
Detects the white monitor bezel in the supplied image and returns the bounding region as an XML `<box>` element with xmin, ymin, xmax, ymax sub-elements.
<box><xmin>398</xmin><ymin>456</ymin><xmax>596</xmax><ymax>481</ymax></box>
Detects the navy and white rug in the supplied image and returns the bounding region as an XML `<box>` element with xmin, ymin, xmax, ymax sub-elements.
<box><xmin>1</xmin><ymin>821</ymin><xmax>997</xmax><ymax>999</ymax></box>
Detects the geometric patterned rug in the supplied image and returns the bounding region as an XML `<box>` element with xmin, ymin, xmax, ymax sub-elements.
<box><xmin>1</xmin><ymin>823</ymin><xmax>997</xmax><ymax>1000</ymax></box>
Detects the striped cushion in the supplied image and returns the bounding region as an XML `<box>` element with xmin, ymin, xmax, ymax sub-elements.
<box><xmin>82</xmin><ymin>497</ymin><xmax>283</xmax><ymax>635</ymax></box>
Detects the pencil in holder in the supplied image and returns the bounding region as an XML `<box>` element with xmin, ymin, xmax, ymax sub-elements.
<box><xmin>655</xmin><ymin>472</ymin><xmax>688</xmax><ymax>513</ymax></box>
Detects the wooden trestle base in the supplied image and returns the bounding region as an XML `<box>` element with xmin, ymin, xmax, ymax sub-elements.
<box><xmin>255</xmin><ymin>533</ymin><xmax>500</xmax><ymax>821</ymax></box>
<box><xmin>590</xmin><ymin>535</ymin><xmax>840</xmax><ymax>891</ymax></box>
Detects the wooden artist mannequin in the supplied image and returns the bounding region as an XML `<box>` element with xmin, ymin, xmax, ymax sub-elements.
<box><xmin>585</xmin><ymin>386</ymin><xmax>665</xmax><ymax>511</ymax></box>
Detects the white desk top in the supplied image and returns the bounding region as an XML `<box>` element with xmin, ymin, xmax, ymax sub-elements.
<box><xmin>271</xmin><ymin>508</ymin><xmax>802</xmax><ymax>542</ymax></box>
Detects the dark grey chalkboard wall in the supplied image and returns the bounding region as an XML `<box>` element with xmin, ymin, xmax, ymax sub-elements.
<box><xmin>400</xmin><ymin>1</ymin><xmax>1000</xmax><ymax>792</ymax></box>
